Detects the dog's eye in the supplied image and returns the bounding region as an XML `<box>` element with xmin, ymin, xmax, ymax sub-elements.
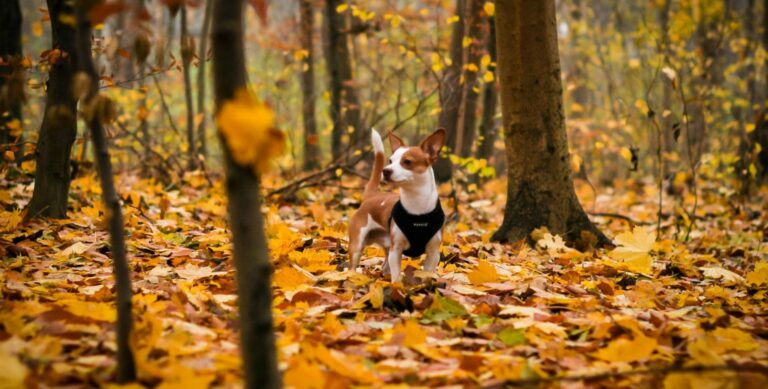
<box><xmin>388</xmin><ymin>158</ymin><xmax>392</xmax><ymax>164</ymax></box>
<box><xmin>403</xmin><ymin>159</ymin><xmax>412</xmax><ymax>166</ymax></box>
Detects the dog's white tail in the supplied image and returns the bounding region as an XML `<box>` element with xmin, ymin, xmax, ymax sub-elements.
<box><xmin>364</xmin><ymin>129</ymin><xmax>385</xmax><ymax>199</ymax></box>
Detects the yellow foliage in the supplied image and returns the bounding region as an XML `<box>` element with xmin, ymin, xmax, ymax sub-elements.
<box><xmin>216</xmin><ymin>89</ymin><xmax>284</xmax><ymax>174</ymax></box>
<box><xmin>273</xmin><ymin>267</ymin><xmax>311</xmax><ymax>291</ymax></box>
<box><xmin>0</xmin><ymin>348</ymin><xmax>27</xmax><ymax>389</ymax></box>
<box><xmin>392</xmin><ymin>320</ymin><xmax>427</xmax><ymax>348</ymax></box>
<box><xmin>592</xmin><ymin>334</ymin><xmax>657</xmax><ymax>363</ymax></box>
<box><xmin>467</xmin><ymin>260</ymin><xmax>499</xmax><ymax>285</ymax></box>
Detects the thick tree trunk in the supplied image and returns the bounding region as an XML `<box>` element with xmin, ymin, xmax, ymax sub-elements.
<box><xmin>476</xmin><ymin>16</ymin><xmax>498</xmax><ymax>162</ymax></box>
<box><xmin>324</xmin><ymin>0</ymin><xmax>360</xmax><ymax>160</ymax></box>
<box><xmin>26</xmin><ymin>0</ymin><xmax>79</xmax><ymax>220</ymax></box>
<box><xmin>196</xmin><ymin>0</ymin><xmax>213</xmax><ymax>159</ymax></box>
<box><xmin>181</xmin><ymin>4</ymin><xmax>196</xmax><ymax>170</ymax></box>
<box><xmin>491</xmin><ymin>0</ymin><xmax>607</xmax><ymax>245</ymax></box>
<box><xmin>433</xmin><ymin>0</ymin><xmax>466</xmax><ymax>182</ymax></box>
<box><xmin>456</xmin><ymin>0</ymin><xmax>484</xmax><ymax>157</ymax></box>
<box><xmin>755</xmin><ymin>0</ymin><xmax>768</xmax><ymax>179</ymax></box>
<box><xmin>211</xmin><ymin>1</ymin><xmax>280</xmax><ymax>388</ymax></box>
<box><xmin>0</xmin><ymin>0</ymin><xmax>23</xmax><ymax>146</ymax></box>
<box><xmin>74</xmin><ymin>0</ymin><xmax>136</xmax><ymax>382</ymax></box>
<box><xmin>299</xmin><ymin>0</ymin><xmax>319</xmax><ymax>170</ymax></box>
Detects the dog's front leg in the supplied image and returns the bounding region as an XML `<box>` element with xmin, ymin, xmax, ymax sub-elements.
<box><xmin>387</xmin><ymin>246</ymin><xmax>403</xmax><ymax>283</ymax></box>
<box><xmin>423</xmin><ymin>230</ymin><xmax>442</xmax><ymax>272</ymax></box>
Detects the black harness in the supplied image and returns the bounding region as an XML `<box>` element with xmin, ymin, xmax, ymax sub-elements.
<box><xmin>391</xmin><ymin>200</ymin><xmax>445</xmax><ymax>257</ymax></box>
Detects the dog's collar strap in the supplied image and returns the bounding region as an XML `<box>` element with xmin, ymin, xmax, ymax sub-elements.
<box><xmin>391</xmin><ymin>200</ymin><xmax>445</xmax><ymax>257</ymax></box>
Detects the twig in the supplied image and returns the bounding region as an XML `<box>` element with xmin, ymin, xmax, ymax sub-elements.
<box><xmin>152</xmin><ymin>75</ymin><xmax>182</xmax><ymax>136</ymax></box>
<box><xmin>588</xmin><ymin>212</ymin><xmax>648</xmax><ymax>227</ymax></box>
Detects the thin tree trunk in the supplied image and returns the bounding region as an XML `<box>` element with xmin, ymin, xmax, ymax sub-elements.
<box><xmin>211</xmin><ymin>1</ymin><xmax>280</xmax><ymax>388</ymax></box>
<box><xmin>181</xmin><ymin>4</ymin><xmax>196</xmax><ymax>169</ymax></box>
<box><xmin>325</xmin><ymin>0</ymin><xmax>360</xmax><ymax>160</ymax></box>
<box><xmin>300</xmin><ymin>0</ymin><xmax>319</xmax><ymax>170</ymax></box>
<box><xmin>26</xmin><ymin>0</ymin><xmax>78</xmax><ymax>220</ymax></box>
<box><xmin>457</xmin><ymin>0</ymin><xmax>484</xmax><ymax>157</ymax></box>
<box><xmin>196</xmin><ymin>0</ymin><xmax>213</xmax><ymax>159</ymax></box>
<box><xmin>491</xmin><ymin>0</ymin><xmax>607</xmax><ymax>245</ymax></box>
<box><xmin>0</xmin><ymin>0</ymin><xmax>23</xmax><ymax>145</ymax></box>
<box><xmin>434</xmin><ymin>0</ymin><xmax>466</xmax><ymax>182</ymax></box>
<box><xmin>74</xmin><ymin>0</ymin><xmax>136</xmax><ymax>382</ymax></box>
<box><xmin>476</xmin><ymin>16</ymin><xmax>498</xmax><ymax>162</ymax></box>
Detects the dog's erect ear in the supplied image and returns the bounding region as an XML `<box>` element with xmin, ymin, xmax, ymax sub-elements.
<box><xmin>389</xmin><ymin>131</ymin><xmax>405</xmax><ymax>151</ymax></box>
<box><xmin>420</xmin><ymin>128</ymin><xmax>446</xmax><ymax>162</ymax></box>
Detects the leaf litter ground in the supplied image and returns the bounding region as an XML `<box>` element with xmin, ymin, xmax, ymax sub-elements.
<box><xmin>1</xmin><ymin>172</ymin><xmax>767</xmax><ymax>388</ymax></box>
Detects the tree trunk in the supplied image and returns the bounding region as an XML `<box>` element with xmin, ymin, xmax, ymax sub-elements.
<box><xmin>196</xmin><ymin>0</ymin><xmax>213</xmax><ymax>159</ymax></box>
<box><xmin>456</xmin><ymin>0</ymin><xmax>484</xmax><ymax>158</ymax></box>
<box><xmin>299</xmin><ymin>0</ymin><xmax>319</xmax><ymax>170</ymax></box>
<box><xmin>0</xmin><ymin>0</ymin><xmax>23</xmax><ymax>146</ymax></box>
<box><xmin>25</xmin><ymin>0</ymin><xmax>79</xmax><ymax>220</ymax></box>
<box><xmin>211</xmin><ymin>1</ymin><xmax>280</xmax><ymax>388</ymax></box>
<box><xmin>755</xmin><ymin>0</ymin><xmax>768</xmax><ymax>179</ymax></box>
<box><xmin>476</xmin><ymin>16</ymin><xmax>498</xmax><ymax>162</ymax></box>
<box><xmin>74</xmin><ymin>0</ymin><xmax>136</xmax><ymax>382</ymax></box>
<box><xmin>491</xmin><ymin>0</ymin><xmax>607</xmax><ymax>245</ymax></box>
<box><xmin>181</xmin><ymin>4</ymin><xmax>196</xmax><ymax>170</ymax></box>
<box><xmin>324</xmin><ymin>0</ymin><xmax>360</xmax><ymax>160</ymax></box>
<box><xmin>433</xmin><ymin>0</ymin><xmax>466</xmax><ymax>182</ymax></box>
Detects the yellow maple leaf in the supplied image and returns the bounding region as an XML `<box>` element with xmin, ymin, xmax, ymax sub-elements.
<box><xmin>272</xmin><ymin>267</ymin><xmax>311</xmax><ymax>291</ymax></box>
<box><xmin>57</xmin><ymin>300</ymin><xmax>116</xmax><ymax>322</ymax></box>
<box><xmin>467</xmin><ymin>260</ymin><xmax>499</xmax><ymax>285</ymax></box>
<box><xmin>216</xmin><ymin>88</ymin><xmax>284</xmax><ymax>174</ymax></box>
<box><xmin>284</xmin><ymin>358</ymin><xmax>326</xmax><ymax>389</ymax></box>
<box><xmin>592</xmin><ymin>334</ymin><xmax>657</xmax><ymax>363</ymax></box>
<box><xmin>392</xmin><ymin>320</ymin><xmax>427</xmax><ymax>348</ymax></box>
<box><xmin>609</xmin><ymin>226</ymin><xmax>656</xmax><ymax>274</ymax></box>
<box><xmin>746</xmin><ymin>261</ymin><xmax>768</xmax><ymax>285</ymax></box>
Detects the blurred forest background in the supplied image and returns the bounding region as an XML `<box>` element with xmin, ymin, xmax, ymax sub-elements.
<box><xmin>3</xmin><ymin>0</ymin><xmax>766</xmax><ymax>190</ymax></box>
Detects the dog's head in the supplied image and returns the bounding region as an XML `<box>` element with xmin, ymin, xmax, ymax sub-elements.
<box><xmin>382</xmin><ymin>128</ymin><xmax>446</xmax><ymax>186</ymax></box>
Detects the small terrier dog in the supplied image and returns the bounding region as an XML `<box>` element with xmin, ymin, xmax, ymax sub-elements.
<box><xmin>348</xmin><ymin>128</ymin><xmax>446</xmax><ymax>282</ymax></box>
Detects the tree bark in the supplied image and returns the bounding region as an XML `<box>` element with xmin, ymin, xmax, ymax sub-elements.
<box><xmin>0</xmin><ymin>0</ymin><xmax>23</xmax><ymax>146</ymax></box>
<box><xmin>433</xmin><ymin>0</ymin><xmax>466</xmax><ymax>182</ymax></box>
<box><xmin>211</xmin><ymin>1</ymin><xmax>280</xmax><ymax>388</ymax></box>
<box><xmin>491</xmin><ymin>0</ymin><xmax>607</xmax><ymax>245</ymax></box>
<box><xmin>456</xmin><ymin>0</ymin><xmax>484</xmax><ymax>158</ymax></box>
<box><xmin>181</xmin><ymin>4</ymin><xmax>196</xmax><ymax>170</ymax></box>
<box><xmin>196</xmin><ymin>0</ymin><xmax>213</xmax><ymax>159</ymax></box>
<box><xmin>300</xmin><ymin>0</ymin><xmax>319</xmax><ymax>170</ymax></box>
<box><xmin>74</xmin><ymin>0</ymin><xmax>136</xmax><ymax>382</ymax></box>
<box><xmin>476</xmin><ymin>16</ymin><xmax>498</xmax><ymax>162</ymax></box>
<box><xmin>324</xmin><ymin>0</ymin><xmax>360</xmax><ymax>160</ymax></box>
<box><xmin>26</xmin><ymin>0</ymin><xmax>79</xmax><ymax>220</ymax></box>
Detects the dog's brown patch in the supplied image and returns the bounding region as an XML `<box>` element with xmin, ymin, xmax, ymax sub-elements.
<box><xmin>400</xmin><ymin>147</ymin><xmax>431</xmax><ymax>173</ymax></box>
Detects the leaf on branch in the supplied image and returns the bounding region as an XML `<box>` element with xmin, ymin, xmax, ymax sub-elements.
<box><xmin>216</xmin><ymin>88</ymin><xmax>284</xmax><ymax>174</ymax></box>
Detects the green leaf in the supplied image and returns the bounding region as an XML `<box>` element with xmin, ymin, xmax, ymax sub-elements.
<box><xmin>421</xmin><ymin>293</ymin><xmax>468</xmax><ymax>324</ymax></box>
<box><xmin>497</xmin><ymin>327</ymin><xmax>527</xmax><ymax>346</ymax></box>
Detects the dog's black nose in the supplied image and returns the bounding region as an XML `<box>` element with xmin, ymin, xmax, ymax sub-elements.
<box><xmin>383</xmin><ymin>168</ymin><xmax>393</xmax><ymax>180</ymax></box>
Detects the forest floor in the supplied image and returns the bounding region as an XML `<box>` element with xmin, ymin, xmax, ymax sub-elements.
<box><xmin>1</xmin><ymin>171</ymin><xmax>767</xmax><ymax>388</ymax></box>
